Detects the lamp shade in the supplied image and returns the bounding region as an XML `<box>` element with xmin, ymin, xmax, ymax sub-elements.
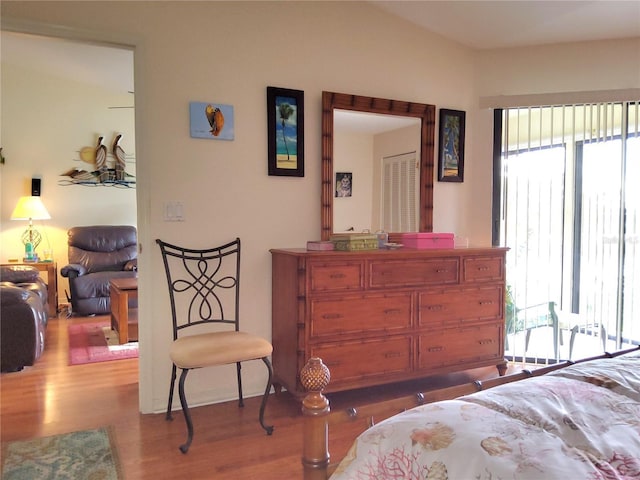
<box><xmin>10</xmin><ymin>196</ymin><xmax>51</xmax><ymax>220</ymax></box>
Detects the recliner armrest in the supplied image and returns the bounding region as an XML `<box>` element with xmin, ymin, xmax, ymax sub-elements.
<box><xmin>60</xmin><ymin>263</ymin><xmax>87</xmax><ymax>278</ymax></box>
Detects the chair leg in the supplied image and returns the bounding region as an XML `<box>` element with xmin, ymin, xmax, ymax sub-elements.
<box><xmin>259</xmin><ymin>357</ymin><xmax>274</xmax><ymax>435</ymax></box>
<box><xmin>553</xmin><ymin>325</ymin><xmax>564</xmax><ymax>360</ymax></box>
<box><xmin>525</xmin><ymin>328</ymin><xmax>532</xmax><ymax>352</ymax></box>
<box><xmin>166</xmin><ymin>363</ymin><xmax>177</xmax><ymax>421</ymax></box>
<box><xmin>236</xmin><ymin>361</ymin><xmax>244</xmax><ymax>408</ymax></box>
<box><xmin>177</xmin><ymin>368</ymin><xmax>194</xmax><ymax>454</ymax></box>
<box><xmin>569</xmin><ymin>325</ymin><xmax>579</xmax><ymax>360</ymax></box>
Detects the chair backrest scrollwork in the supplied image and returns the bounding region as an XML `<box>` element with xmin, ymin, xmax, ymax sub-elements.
<box><xmin>156</xmin><ymin>238</ymin><xmax>241</xmax><ymax>340</ymax></box>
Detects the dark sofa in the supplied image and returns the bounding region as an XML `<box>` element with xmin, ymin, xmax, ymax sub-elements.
<box><xmin>61</xmin><ymin>225</ymin><xmax>137</xmax><ymax>316</ymax></box>
<box><xmin>1</xmin><ymin>265</ymin><xmax>49</xmax><ymax>372</ymax></box>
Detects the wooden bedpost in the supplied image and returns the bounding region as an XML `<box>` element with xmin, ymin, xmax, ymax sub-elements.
<box><xmin>300</xmin><ymin>357</ymin><xmax>331</xmax><ymax>480</ymax></box>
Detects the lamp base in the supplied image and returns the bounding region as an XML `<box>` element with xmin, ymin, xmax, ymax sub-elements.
<box><xmin>21</xmin><ymin>227</ymin><xmax>43</xmax><ymax>250</ymax></box>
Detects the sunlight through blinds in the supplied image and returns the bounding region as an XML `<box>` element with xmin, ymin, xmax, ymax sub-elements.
<box><xmin>500</xmin><ymin>101</ymin><xmax>640</xmax><ymax>366</ymax></box>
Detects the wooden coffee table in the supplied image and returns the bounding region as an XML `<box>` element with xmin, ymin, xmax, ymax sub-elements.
<box><xmin>110</xmin><ymin>277</ymin><xmax>138</xmax><ymax>344</ymax></box>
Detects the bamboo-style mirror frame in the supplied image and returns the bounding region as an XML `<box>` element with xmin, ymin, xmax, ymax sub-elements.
<box><xmin>321</xmin><ymin>91</ymin><xmax>436</xmax><ymax>240</ymax></box>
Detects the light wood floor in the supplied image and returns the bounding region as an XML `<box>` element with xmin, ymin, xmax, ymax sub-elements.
<box><xmin>1</xmin><ymin>313</ymin><xmax>521</xmax><ymax>479</ymax></box>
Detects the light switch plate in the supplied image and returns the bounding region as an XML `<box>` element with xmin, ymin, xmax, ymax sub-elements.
<box><xmin>164</xmin><ymin>201</ymin><xmax>185</xmax><ymax>222</ymax></box>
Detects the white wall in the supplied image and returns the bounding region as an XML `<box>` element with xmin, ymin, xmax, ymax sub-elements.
<box><xmin>1</xmin><ymin>38</ymin><xmax>136</xmax><ymax>300</ymax></box>
<box><xmin>333</xmin><ymin>131</ymin><xmax>373</xmax><ymax>233</ymax></box>
<box><xmin>475</xmin><ymin>39</ymin><xmax>640</xmax><ymax>99</ymax></box>
<box><xmin>2</xmin><ymin>1</ymin><xmax>635</xmax><ymax>414</ymax></box>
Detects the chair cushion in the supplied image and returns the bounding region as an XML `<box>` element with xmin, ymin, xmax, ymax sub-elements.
<box><xmin>170</xmin><ymin>331</ymin><xmax>273</xmax><ymax>369</ymax></box>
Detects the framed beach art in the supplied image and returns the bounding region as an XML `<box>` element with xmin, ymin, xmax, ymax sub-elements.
<box><xmin>190</xmin><ymin>101</ymin><xmax>235</xmax><ymax>140</ymax></box>
<box><xmin>438</xmin><ymin>108</ymin><xmax>465</xmax><ymax>182</ymax></box>
<box><xmin>267</xmin><ymin>86</ymin><xmax>304</xmax><ymax>177</ymax></box>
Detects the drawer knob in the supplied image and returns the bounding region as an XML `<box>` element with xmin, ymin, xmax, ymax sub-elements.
<box><xmin>426</xmin><ymin>305</ymin><xmax>443</xmax><ymax>311</ymax></box>
<box><xmin>329</xmin><ymin>273</ymin><xmax>346</xmax><ymax>279</ymax></box>
<box><xmin>435</xmin><ymin>269</ymin><xmax>448</xmax><ymax>273</ymax></box>
<box><xmin>477</xmin><ymin>266</ymin><xmax>490</xmax><ymax>271</ymax></box>
<box><xmin>478</xmin><ymin>339</ymin><xmax>494</xmax><ymax>345</ymax></box>
<box><xmin>384</xmin><ymin>308</ymin><xmax>402</xmax><ymax>315</ymax></box>
<box><xmin>478</xmin><ymin>300</ymin><xmax>494</xmax><ymax>306</ymax></box>
<box><xmin>427</xmin><ymin>346</ymin><xmax>444</xmax><ymax>352</ymax></box>
<box><xmin>321</xmin><ymin>313</ymin><xmax>343</xmax><ymax>320</ymax></box>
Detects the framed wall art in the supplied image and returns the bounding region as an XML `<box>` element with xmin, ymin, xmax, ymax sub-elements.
<box><xmin>267</xmin><ymin>86</ymin><xmax>304</xmax><ymax>177</ymax></box>
<box><xmin>335</xmin><ymin>172</ymin><xmax>352</xmax><ymax>197</ymax></box>
<box><xmin>437</xmin><ymin>108</ymin><xmax>465</xmax><ymax>182</ymax></box>
<box><xmin>190</xmin><ymin>101</ymin><xmax>235</xmax><ymax>140</ymax></box>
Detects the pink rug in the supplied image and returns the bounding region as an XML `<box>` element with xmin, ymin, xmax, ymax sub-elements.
<box><xmin>68</xmin><ymin>321</ymin><xmax>138</xmax><ymax>365</ymax></box>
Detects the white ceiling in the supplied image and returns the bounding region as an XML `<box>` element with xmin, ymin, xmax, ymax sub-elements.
<box><xmin>372</xmin><ymin>0</ymin><xmax>640</xmax><ymax>49</ymax></box>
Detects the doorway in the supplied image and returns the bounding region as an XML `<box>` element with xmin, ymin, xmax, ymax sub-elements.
<box><xmin>1</xmin><ymin>31</ymin><xmax>137</xmax><ymax>309</ymax></box>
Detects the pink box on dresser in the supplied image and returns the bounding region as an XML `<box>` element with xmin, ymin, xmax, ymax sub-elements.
<box><xmin>401</xmin><ymin>232</ymin><xmax>455</xmax><ymax>249</ymax></box>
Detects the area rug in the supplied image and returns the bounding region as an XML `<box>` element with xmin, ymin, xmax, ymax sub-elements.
<box><xmin>68</xmin><ymin>321</ymin><xmax>138</xmax><ymax>366</ymax></box>
<box><xmin>1</xmin><ymin>427</ymin><xmax>122</xmax><ymax>480</ymax></box>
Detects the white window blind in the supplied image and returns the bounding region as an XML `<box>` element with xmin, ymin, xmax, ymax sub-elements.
<box><xmin>381</xmin><ymin>151</ymin><xmax>418</xmax><ymax>232</ymax></box>
<box><xmin>499</xmin><ymin>101</ymin><xmax>640</xmax><ymax>363</ymax></box>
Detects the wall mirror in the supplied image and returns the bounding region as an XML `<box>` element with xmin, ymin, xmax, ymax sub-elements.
<box><xmin>321</xmin><ymin>91</ymin><xmax>436</xmax><ymax>240</ymax></box>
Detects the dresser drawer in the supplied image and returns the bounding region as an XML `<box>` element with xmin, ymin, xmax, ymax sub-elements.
<box><xmin>308</xmin><ymin>261</ymin><xmax>364</xmax><ymax>293</ymax></box>
<box><xmin>309</xmin><ymin>293</ymin><xmax>412</xmax><ymax>338</ymax></box>
<box><xmin>418</xmin><ymin>286</ymin><xmax>503</xmax><ymax>327</ymax></box>
<box><xmin>369</xmin><ymin>258</ymin><xmax>459</xmax><ymax>288</ymax></box>
<box><xmin>418</xmin><ymin>323</ymin><xmax>503</xmax><ymax>370</ymax></box>
<box><xmin>310</xmin><ymin>336</ymin><xmax>412</xmax><ymax>385</ymax></box>
<box><xmin>463</xmin><ymin>256</ymin><xmax>505</xmax><ymax>283</ymax></box>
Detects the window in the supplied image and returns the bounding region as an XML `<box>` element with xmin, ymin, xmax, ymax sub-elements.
<box><xmin>495</xmin><ymin>102</ymin><xmax>640</xmax><ymax>363</ymax></box>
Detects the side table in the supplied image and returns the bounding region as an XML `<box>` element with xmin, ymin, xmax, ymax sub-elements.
<box><xmin>2</xmin><ymin>261</ymin><xmax>58</xmax><ymax>317</ymax></box>
<box><xmin>110</xmin><ymin>277</ymin><xmax>138</xmax><ymax>344</ymax></box>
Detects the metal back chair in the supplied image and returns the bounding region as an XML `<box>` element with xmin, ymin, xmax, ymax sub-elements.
<box><xmin>156</xmin><ymin>237</ymin><xmax>274</xmax><ymax>453</ymax></box>
<box><xmin>522</xmin><ymin>301</ymin><xmax>563</xmax><ymax>359</ymax></box>
<box><xmin>506</xmin><ymin>299</ymin><xmax>564</xmax><ymax>359</ymax></box>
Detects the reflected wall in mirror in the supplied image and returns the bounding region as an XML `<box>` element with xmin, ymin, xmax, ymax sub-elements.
<box><xmin>321</xmin><ymin>91</ymin><xmax>436</xmax><ymax>240</ymax></box>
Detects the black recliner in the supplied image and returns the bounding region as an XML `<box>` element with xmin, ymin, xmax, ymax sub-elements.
<box><xmin>1</xmin><ymin>265</ymin><xmax>49</xmax><ymax>372</ymax></box>
<box><xmin>61</xmin><ymin>225</ymin><xmax>137</xmax><ymax>316</ymax></box>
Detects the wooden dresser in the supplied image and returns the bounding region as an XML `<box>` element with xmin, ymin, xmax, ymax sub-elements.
<box><xmin>270</xmin><ymin>247</ymin><xmax>508</xmax><ymax>397</ymax></box>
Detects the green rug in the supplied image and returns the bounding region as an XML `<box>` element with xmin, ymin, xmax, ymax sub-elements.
<box><xmin>1</xmin><ymin>427</ymin><xmax>122</xmax><ymax>480</ymax></box>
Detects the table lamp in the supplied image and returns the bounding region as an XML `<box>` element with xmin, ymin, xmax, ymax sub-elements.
<box><xmin>10</xmin><ymin>195</ymin><xmax>51</xmax><ymax>261</ymax></box>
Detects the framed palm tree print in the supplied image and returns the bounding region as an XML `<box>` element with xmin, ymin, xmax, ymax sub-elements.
<box><xmin>267</xmin><ymin>86</ymin><xmax>304</xmax><ymax>177</ymax></box>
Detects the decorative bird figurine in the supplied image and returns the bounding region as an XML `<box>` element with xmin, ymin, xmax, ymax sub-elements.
<box><xmin>95</xmin><ymin>136</ymin><xmax>108</xmax><ymax>182</ymax></box>
<box><xmin>113</xmin><ymin>134</ymin><xmax>126</xmax><ymax>181</ymax></box>
<box><xmin>205</xmin><ymin>104</ymin><xmax>224</xmax><ymax>136</ymax></box>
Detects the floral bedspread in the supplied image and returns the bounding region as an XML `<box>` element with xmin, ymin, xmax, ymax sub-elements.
<box><xmin>330</xmin><ymin>350</ymin><xmax>640</xmax><ymax>479</ymax></box>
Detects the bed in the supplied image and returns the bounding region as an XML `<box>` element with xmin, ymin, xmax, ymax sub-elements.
<box><xmin>300</xmin><ymin>347</ymin><xmax>640</xmax><ymax>479</ymax></box>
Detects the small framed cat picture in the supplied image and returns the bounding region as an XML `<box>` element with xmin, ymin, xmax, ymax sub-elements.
<box><xmin>335</xmin><ymin>172</ymin><xmax>352</xmax><ymax>197</ymax></box>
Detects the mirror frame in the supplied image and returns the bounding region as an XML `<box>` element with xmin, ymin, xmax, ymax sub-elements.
<box><xmin>321</xmin><ymin>91</ymin><xmax>436</xmax><ymax>240</ymax></box>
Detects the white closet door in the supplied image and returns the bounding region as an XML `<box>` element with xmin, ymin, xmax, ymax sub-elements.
<box><xmin>381</xmin><ymin>151</ymin><xmax>418</xmax><ymax>232</ymax></box>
